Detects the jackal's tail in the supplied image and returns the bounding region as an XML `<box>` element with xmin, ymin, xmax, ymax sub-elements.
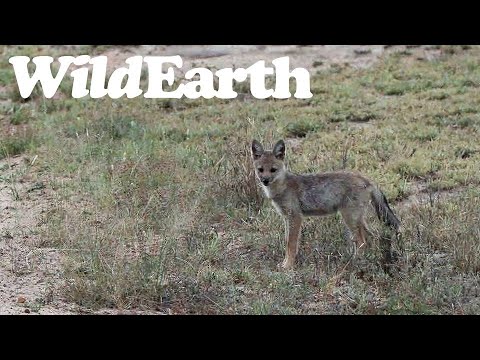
<box><xmin>370</xmin><ymin>188</ymin><xmax>401</xmax><ymax>232</ymax></box>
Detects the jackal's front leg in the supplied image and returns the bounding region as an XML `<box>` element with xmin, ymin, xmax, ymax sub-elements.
<box><xmin>281</xmin><ymin>215</ymin><xmax>303</xmax><ymax>270</ymax></box>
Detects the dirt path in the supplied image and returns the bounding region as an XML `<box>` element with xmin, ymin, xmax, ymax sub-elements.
<box><xmin>97</xmin><ymin>45</ymin><xmax>442</xmax><ymax>73</ymax></box>
<box><xmin>0</xmin><ymin>155</ymin><xmax>76</xmax><ymax>314</ymax></box>
<box><xmin>0</xmin><ymin>45</ymin><xmax>452</xmax><ymax>314</ymax></box>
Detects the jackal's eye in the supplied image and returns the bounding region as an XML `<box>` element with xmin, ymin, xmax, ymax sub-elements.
<box><xmin>271</xmin><ymin>168</ymin><xmax>277</xmax><ymax>173</ymax></box>
<box><xmin>258</xmin><ymin>168</ymin><xmax>264</xmax><ymax>173</ymax></box>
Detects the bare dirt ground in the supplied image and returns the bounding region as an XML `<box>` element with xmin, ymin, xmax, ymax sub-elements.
<box><xmin>0</xmin><ymin>155</ymin><xmax>74</xmax><ymax>314</ymax></box>
<box><xmin>98</xmin><ymin>45</ymin><xmax>441</xmax><ymax>72</ymax></box>
<box><xmin>0</xmin><ymin>45</ymin><xmax>450</xmax><ymax>314</ymax></box>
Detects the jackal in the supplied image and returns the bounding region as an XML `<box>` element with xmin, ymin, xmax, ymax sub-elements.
<box><xmin>251</xmin><ymin>139</ymin><xmax>401</xmax><ymax>270</ymax></box>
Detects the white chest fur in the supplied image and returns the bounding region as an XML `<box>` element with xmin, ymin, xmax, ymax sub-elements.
<box><xmin>271</xmin><ymin>200</ymin><xmax>283</xmax><ymax>215</ymax></box>
<box><xmin>261</xmin><ymin>184</ymin><xmax>272</xmax><ymax>198</ymax></box>
<box><xmin>262</xmin><ymin>185</ymin><xmax>284</xmax><ymax>215</ymax></box>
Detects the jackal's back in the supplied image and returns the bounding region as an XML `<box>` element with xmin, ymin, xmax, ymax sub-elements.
<box><xmin>289</xmin><ymin>171</ymin><xmax>372</xmax><ymax>216</ymax></box>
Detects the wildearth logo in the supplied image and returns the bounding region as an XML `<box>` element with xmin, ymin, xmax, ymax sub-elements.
<box><xmin>8</xmin><ymin>55</ymin><xmax>313</xmax><ymax>100</ymax></box>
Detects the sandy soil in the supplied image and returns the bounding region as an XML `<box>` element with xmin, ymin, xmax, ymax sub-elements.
<box><xmin>0</xmin><ymin>155</ymin><xmax>75</xmax><ymax>314</ymax></box>
<box><xmin>97</xmin><ymin>45</ymin><xmax>441</xmax><ymax>73</ymax></box>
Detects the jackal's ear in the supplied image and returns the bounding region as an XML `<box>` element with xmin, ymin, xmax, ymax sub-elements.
<box><xmin>251</xmin><ymin>140</ymin><xmax>264</xmax><ymax>160</ymax></box>
<box><xmin>273</xmin><ymin>140</ymin><xmax>286</xmax><ymax>160</ymax></box>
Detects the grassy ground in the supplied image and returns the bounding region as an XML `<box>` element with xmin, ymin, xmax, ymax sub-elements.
<box><xmin>1</xmin><ymin>45</ymin><xmax>480</xmax><ymax>314</ymax></box>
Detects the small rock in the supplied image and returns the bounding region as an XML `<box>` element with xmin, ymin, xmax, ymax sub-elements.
<box><xmin>17</xmin><ymin>296</ymin><xmax>26</xmax><ymax>303</ymax></box>
<box><xmin>354</xmin><ymin>49</ymin><xmax>372</xmax><ymax>56</ymax></box>
<box><xmin>27</xmin><ymin>182</ymin><xmax>46</xmax><ymax>193</ymax></box>
<box><xmin>24</xmin><ymin>308</ymin><xmax>30</xmax><ymax>314</ymax></box>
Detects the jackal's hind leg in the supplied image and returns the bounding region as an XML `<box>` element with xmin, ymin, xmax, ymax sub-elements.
<box><xmin>340</xmin><ymin>208</ymin><xmax>367</xmax><ymax>255</ymax></box>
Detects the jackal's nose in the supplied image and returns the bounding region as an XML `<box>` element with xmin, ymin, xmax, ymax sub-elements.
<box><xmin>262</xmin><ymin>179</ymin><xmax>270</xmax><ymax>186</ymax></box>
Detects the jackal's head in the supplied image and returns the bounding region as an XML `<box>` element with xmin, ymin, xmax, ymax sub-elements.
<box><xmin>251</xmin><ymin>140</ymin><xmax>286</xmax><ymax>187</ymax></box>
